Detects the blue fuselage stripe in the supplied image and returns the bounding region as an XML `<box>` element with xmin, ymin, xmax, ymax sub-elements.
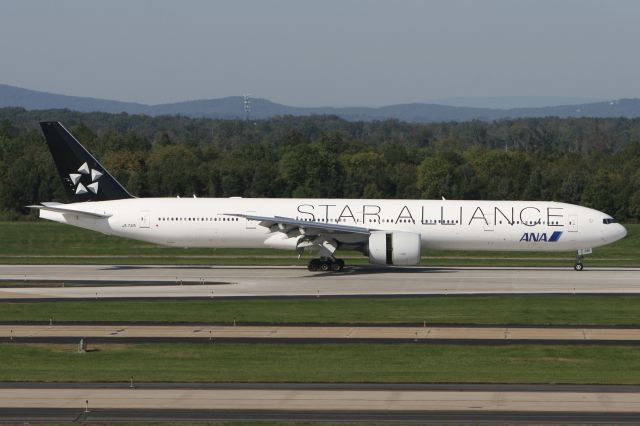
<box><xmin>548</xmin><ymin>231</ymin><xmax>563</xmax><ymax>242</ymax></box>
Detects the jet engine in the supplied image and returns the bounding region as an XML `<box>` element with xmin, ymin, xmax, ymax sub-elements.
<box><xmin>367</xmin><ymin>231</ymin><xmax>421</xmax><ymax>266</ymax></box>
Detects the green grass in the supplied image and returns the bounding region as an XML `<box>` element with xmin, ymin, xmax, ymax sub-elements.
<box><xmin>0</xmin><ymin>221</ymin><xmax>638</xmax><ymax>266</ymax></box>
<box><xmin>1</xmin><ymin>343</ymin><xmax>638</xmax><ymax>384</ymax></box>
<box><xmin>3</xmin><ymin>296</ymin><xmax>640</xmax><ymax>326</ymax></box>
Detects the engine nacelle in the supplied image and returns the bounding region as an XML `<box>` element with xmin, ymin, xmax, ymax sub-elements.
<box><xmin>263</xmin><ymin>233</ymin><xmax>302</xmax><ymax>250</ymax></box>
<box><xmin>368</xmin><ymin>231</ymin><xmax>421</xmax><ymax>266</ymax></box>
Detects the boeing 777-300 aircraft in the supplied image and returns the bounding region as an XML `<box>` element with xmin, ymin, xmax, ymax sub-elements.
<box><xmin>30</xmin><ymin>122</ymin><xmax>627</xmax><ymax>272</ymax></box>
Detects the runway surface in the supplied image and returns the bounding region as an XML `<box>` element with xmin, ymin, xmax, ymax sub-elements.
<box><xmin>3</xmin><ymin>386</ymin><xmax>640</xmax><ymax>414</ymax></box>
<box><xmin>3</xmin><ymin>383</ymin><xmax>640</xmax><ymax>422</ymax></box>
<box><xmin>3</xmin><ymin>324</ymin><xmax>640</xmax><ymax>345</ymax></box>
<box><xmin>1</xmin><ymin>265</ymin><xmax>639</xmax><ymax>299</ymax></box>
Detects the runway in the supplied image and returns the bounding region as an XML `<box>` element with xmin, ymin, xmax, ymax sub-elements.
<box><xmin>2</xmin><ymin>324</ymin><xmax>640</xmax><ymax>345</ymax></box>
<box><xmin>2</xmin><ymin>384</ymin><xmax>640</xmax><ymax>423</ymax></box>
<box><xmin>1</xmin><ymin>265</ymin><xmax>639</xmax><ymax>299</ymax></box>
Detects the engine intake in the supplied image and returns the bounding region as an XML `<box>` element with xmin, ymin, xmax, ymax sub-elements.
<box><xmin>368</xmin><ymin>231</ymin><xmax>421</xmax><ymax>266</ymax></box>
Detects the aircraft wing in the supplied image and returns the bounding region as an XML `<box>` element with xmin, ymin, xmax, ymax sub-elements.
<box><xmin>225</xmin><ymin>213</ymin><xmax>371</xmax><ymax>236</ymax></box>
<box><xmin>27</xmin><ymin>203</ymin><xmax>113</xmax><ymax>219</ymax></box>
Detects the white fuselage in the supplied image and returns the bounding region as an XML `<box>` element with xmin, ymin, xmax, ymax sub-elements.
<box><xmin>39</xmin><ymin>198</ymin><xmax>627</xmax><ymax>253</ymax></box>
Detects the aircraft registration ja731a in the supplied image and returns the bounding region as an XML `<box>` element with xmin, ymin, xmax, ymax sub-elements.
<box><xmin>30</xmin><ymin>122</ymin><xmax>627</xmax><ymax>272</ymax></box>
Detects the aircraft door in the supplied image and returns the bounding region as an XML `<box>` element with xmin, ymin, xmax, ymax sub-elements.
<box><xmin>139</xmin><ymin>210</ymin><xmax>150</xmax><ymax>228</ymax></box>
<box><xmin>568</xmin><ymin>215</ymin><xmax>578</xmax><ymax>232</ymax></box>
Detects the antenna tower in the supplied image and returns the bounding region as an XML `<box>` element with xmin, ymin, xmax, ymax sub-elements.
<box><xmin>243</xmin><ymin>94</ymin><xmax>252</xmax><ymax>120</ymax></box>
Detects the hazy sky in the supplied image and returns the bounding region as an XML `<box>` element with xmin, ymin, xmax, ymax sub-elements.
<box><xmin>1</xmin><ymin>0</ymin><xmax>639</xmax><ymax>106</ymax></box>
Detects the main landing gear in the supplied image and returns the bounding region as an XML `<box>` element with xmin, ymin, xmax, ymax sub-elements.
<box><xmin>308</xmin><ymin>257</ymin><xmax>345</xmax><ymax>272</ymax></box>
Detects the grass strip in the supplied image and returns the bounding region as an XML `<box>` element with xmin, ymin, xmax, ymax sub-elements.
<box><xmin>0</xmin><ymin>343</ymin><xmax>638</xmax><ymax>384</ymax></box>
<box><xmin>3</xmin><ymin>296</ymin><xmax>640</xmax><ymax>326</ymax></box>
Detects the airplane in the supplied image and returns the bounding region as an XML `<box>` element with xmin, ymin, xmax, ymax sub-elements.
<box><xmin>29</xmin><ymin>121</ymin><xmax>627</xmax><ymax>272</ymax></box>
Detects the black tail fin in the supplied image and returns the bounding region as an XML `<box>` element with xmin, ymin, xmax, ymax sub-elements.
<box><xmin>40</xmin><ymin>121</ymin><xmax>134</xmax><ymax>202</ymax></box>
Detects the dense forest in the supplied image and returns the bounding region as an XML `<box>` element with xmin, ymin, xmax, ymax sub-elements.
<box><xmin>0</xmin><ymin>107</ymin><xmax>638</xmax><ymax>221</ymax></box>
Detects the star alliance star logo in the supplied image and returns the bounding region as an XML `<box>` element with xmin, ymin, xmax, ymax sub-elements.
<box><xmin>69</xmin><ymin>162</ymin><xmax>103</xmax><ymax>195</ymax></box>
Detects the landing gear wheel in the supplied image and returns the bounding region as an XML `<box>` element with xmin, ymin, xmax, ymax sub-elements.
<box><xmin>320</xmin><ymin>260</ymin><xmax>332</xmax><ymax>272</ymax></box>
<box><xmin>308</xmin><ymin>258</ymin><xmax>344</xmax><ymax>273</ymax></box>
<box><xmin>308</xmin><ymin>259</ymin><xmax>321</xmax><ymax>272</ymax></box>
<box><xmin>574</xmin><ymin>252</ymin><xmax>585</xmax><ymax>271</ymax></box>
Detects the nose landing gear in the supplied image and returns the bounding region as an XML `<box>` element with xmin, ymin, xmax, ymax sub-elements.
<box><xmin>308</xmin><ymin>258</ymin><xmax>345</xmax><ymax>272</ymax></box>
<box><xmin>574</xmin><ymin>248</ymin><xmax>592</xmax><ymax>271</ymax></box>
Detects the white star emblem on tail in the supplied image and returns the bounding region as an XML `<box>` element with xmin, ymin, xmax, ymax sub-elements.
<box><xmin>71</xmin><ymin>163</ymin><xmax>103</xmax><ymax>195</ymax></box>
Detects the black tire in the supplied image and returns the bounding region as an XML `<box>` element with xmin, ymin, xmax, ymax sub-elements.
<box><xmin>308</xmin><ymin>259</ymin><xmax>321</xmax><ymax>272</ymax></box>
<box><xmin>331</xmin><ymin>262</ymin><xmax>341</xmax><ymax>272</ymax></box>
<box><xmin>574</xmin><ymin>263</ymin><xmax>584</xmax><ymax>271</ymax></box>
<box><xmin>320</xmin><ymin>260</ymin><xmax>331</xmax><ymax>271</ymax></box>
<box><xmin>335</xmin><ymin>259</ymin><xmax>345</xmax><ymax>271</ymax></box>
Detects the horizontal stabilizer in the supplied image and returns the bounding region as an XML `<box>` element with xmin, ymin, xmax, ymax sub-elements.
<box><xmin>27</xmin><ymin>204</ymin><xmax>112</xmax><ymax>219</ymax></box>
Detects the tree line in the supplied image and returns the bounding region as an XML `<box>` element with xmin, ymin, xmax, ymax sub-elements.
<box><xmin>0</xmin><ymin>107</ymin><xmax>638</xmax><ymax>221</ymax></box>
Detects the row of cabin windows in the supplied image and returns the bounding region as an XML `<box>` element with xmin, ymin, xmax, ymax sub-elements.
<box><xmin>156</xmin><ymin>216</ymin><xmax>562</xmax><ymax>225</ymax></box>
<box><xmin>158</xmin><ymin>217</ymin><xmax>239</xmax><ymax>222</ymax></box>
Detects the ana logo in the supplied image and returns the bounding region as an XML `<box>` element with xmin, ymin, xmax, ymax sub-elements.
<box><xmin>520</xmin><ymin>231</ymin><xmax>563</xmax><ymax>243</ymax></box>
<box><xmin>69</xmin><ymin>162</ymin><xmax>103</xmax><ymax>195</ymax></box>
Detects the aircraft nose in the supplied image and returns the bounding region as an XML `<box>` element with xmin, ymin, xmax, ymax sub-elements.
<box><xmin>611</xmin><ymin>223</ymin><xmax>627</xmax><ymax>242</ymax></box>
<box><xmin>604</xmin><ymin>223</ymin><xmax>627</xmax><ymax>243</ymax></box>
<box><xmin>619</xmin><ymin>224</ymin><xmax>628</xmax><ymax>239</ymax></box>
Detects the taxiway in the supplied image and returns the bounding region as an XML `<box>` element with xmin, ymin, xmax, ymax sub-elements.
<box><xmin>2</xmin><ymin>385</ymin><xmax>640</xmax><ymax>416</ymax></box>
<box><xmin>2</xmin><ymin>324</ymin><xmax>639</xmax><ymax>345</ymax></box>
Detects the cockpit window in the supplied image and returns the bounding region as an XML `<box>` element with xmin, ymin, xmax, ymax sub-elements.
<box><xmin>603</xmin><ymin>218</ymin><xmax>618</xmax><ymax>224</ymax></box>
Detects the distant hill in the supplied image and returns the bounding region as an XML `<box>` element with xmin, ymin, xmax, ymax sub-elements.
<box><xmin>430</xmin><ymin>96</ymin><xmax>603</xmax><ymax>109</ymax></box>
<box><xmin>0</xmin><ymin>84</ymin><xmax>149</xmax><ymax>115</ymax></box>
<box><xmin>2</xmin><ymin>83</ymin><xmax>640</xmax><ymax>122</ymax></box>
